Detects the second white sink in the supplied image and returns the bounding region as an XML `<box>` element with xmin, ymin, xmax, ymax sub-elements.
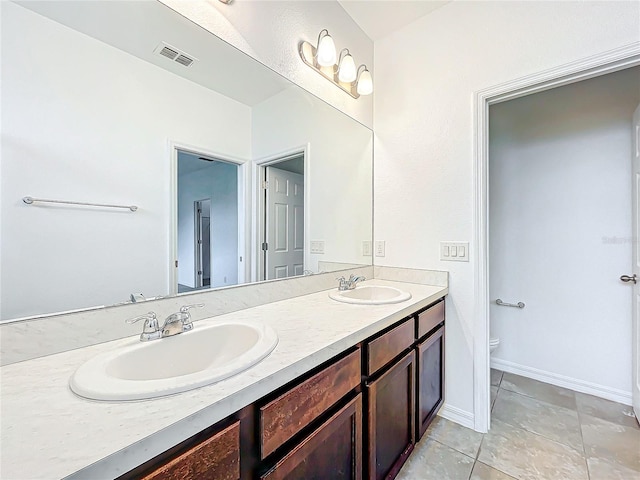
<box><xmin>69</xmin><ymin>320</ymin><xmax>278</xmax><ymax>401</ymax></box>
<box><xmin>329</xmin><ymin>285</ymin><xmax>411</xmax><ymax>305</ymax></box>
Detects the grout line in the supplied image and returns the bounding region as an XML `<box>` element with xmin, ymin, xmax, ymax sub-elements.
<box><xmin>576</xmin><ymin>409</ymin><xmax>592</xmax><ymax>480</ymax></box>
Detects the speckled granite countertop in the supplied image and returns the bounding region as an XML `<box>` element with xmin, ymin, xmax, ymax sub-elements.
<box><xmin>1</xmin><ymin>280</ymin><xmax>447</xmax><ymax>479</ymax></box>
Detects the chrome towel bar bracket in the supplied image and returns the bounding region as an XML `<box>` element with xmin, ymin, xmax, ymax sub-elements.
<box><xmin>495</xmin><ymin>299</ymin><xmax>525</xmax><ymax>309</ymax></box>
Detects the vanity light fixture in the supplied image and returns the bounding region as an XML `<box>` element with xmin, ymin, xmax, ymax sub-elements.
<box><xmin>337</xmin><ymin>49</ymin><xmax>357</xmax><ymax>83</ymax></box>
<box><xmin>356</xmin><ymin>65</ymin><xmax>373</xmax><ymax>96</ymax></box>
<box><xmin>316</xmin><ymin>29</ymin><xmax>337</xmax><ymax>67</ymax></box>
<box><xmin>299</xmin><ymin>30</ymin><xmax>372</xmax><ymax>99</ymax></box>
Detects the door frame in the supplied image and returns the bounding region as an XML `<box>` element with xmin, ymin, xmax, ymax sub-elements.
<box><xmin>252</xmin><ymin>144</ymin><xmax>311</xmax><ymax>282</ymax></box>
<box><xmin>169</xmin><ymin>140</ymin><xmax>249</xmax><ymax>295</ymax></box>
<box><xmin>472</xmin><ymin>43</ymin><xmax>640</xmax><ymax>433</ymax></box>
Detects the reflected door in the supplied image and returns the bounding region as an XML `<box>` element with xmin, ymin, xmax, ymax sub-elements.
<box><xmin>195</xmin><ymin>199</ymin><xmax>211</xmax><ymax>288</ymax></box>
<box><xmin>265</xmin><ymin>167</ymin><xmax>304</xmax><ymax>280</ymax></box>
<box><xmin>633</xmin><ymin>103</ymin><xmax>640</xmax><ymax>421</ymax></box>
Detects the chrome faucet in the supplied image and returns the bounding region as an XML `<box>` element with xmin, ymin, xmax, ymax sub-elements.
<box><xmin>125</xmin><ymin>304</ymin><xmax>204</xmax><ymax>342</ymax></box>
<box><xmin>337</xmin><ymin>274</ymin><xmax>366</xmax><ymax>291</ymax></box>
<box><xmin>126</xmin><ymin>312</ymin><xmax>161</xmax><ymax>342</ymax></box>
<box><xmin>161</xmin><ymin>304</ymin><xmax>204</xmax><ymax>338</ymax></box>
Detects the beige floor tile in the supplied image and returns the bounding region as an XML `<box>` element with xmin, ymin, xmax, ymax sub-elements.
<box><xmin>470</xmin><ymin>461</ymin><xmax>516</xmax><ymax>479</ymax></box>
<box><xmin>500</xmin><ymin>373</ymin><xmax>576</xmax><ymax>410</ymax></box>
<box><xmin>479</xmin><ymin>418</ymin><xmax>589</xmax><ymax>480</ymax></box>
<box><xmin>581</xmin><ymin>413</ymin><xmax>640</xmax><ymax>472</ymax></box>
<box><xmin>396</xmin><ymin>438</ymin><xmax>475</xmax><ymax>480</ymax></box>
<box><xmin>491</xmin><ymin>369</ymin><xmax>503</xmax><ymax>387</ymax></box>
<box><xmin>425</xmin><ymin>416</ymin><xmax>484</xmax><ymax>458</ymax></box>
<box><xmin>587</xmin><ymin>456</ymin><xmax>640</xmax><ymax>480</ymax></box>
<box><xmin>576</xmin><ymin>392</ymin><xmax>639</xmax><ymax>430</ymax></box>
<box><xmin>492</xmin><ymin>388</ymin><xmax>583</xmax><ymax>450</ymax></box>
<box><xmin>491</xmin><ymin>386</ymin><xmax>498</xmax><ymax>411</ymax></box>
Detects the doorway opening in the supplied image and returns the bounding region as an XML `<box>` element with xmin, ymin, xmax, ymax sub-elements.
<box><xmin>175</xmin><ymin>149</ymin><xmax>241</xmax><ymax>293</ymax></box>
<box><xmin>474</xmin><ymin>47</ymin><xmax>640</xmax><ymax>432</ymax></box>
<box><xmin>259</xmin><ymin>152</ymin><xmax>305</xmax><ymax>281</ymax></box>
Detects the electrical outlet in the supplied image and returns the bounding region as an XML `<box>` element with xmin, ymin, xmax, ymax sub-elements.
<box><xmin>440</xmin><ymin>242</ymin><xmax>469</xmax><ymax>262</ymax></box>
<box><xmin>375</xmin><ymin>241</ymin><xmax>385</xmax><ymax>257</ymax></box>
<box><xmin>310</xmin><ymin>240</ymin><xmax>325</xmax><ymax>254</ymax></box>
<box><xmin>362</xmin><ymin>241</ymin><xmax>372</xmax><ymax>256</ymax></box>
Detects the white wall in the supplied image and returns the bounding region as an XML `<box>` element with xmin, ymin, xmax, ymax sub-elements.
<box><xmin>490</xmin><ymin>68</ymin><xmax>640</xmax><ymax>397</ymax></box>
<box><xmin>159</xmin><ymin>0</ymin><xmax>374</xmax><ymax>128</ymax></box>
<box><xmin>177</xmin><ymin>156</ymin><xmax>239</xmax><ymax>289</ymax></box>
<box><xmin>0</xmin><ymin>2</ymin><xmax>251</xmax><ymax>319</ymax></box>
<box><xmin>252</xmin><ymin>87</ymin><xmax>373</xmax><ymax>274</ymax></box>
<box><xmin>374</xmin><ymin>1</ymin><xmax>640</xmax><ymax>417</ymax></box>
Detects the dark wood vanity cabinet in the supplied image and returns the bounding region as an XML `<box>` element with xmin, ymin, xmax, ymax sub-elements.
<box><xmin>120</xmin><ymin>297</ymin><xmax>446</xmax><ymax>480</ymax></box>
<box><xmin>415</xmin><ymin>300</ymin><xmax>445</xmax><ymax>440</ymax></box>
<box><xmin>366</xmin><ymin>350</ymin><xmax>416</xmax><ymax>480</ymax></box>
<box><xmin>119</xmin><ymin>418</ymin><xmax>242</xmax><ymax>480</ymax></box>
<box><xmin>416</xmin><ymin>325</ymin><xmax>444</xmax><ymax>440</ymax></box>
<box><xmin>260</xmin><ymin>394</ymin><xmax>363</xmax><ymax>480</ymax></box>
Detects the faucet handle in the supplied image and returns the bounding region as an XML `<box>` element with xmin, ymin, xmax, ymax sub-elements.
<box><xmin>126</xmin><ymin>312</ymin><xmax>161</xmax><ymax>341</ymax></box>
<box><xmin>179</xmin><ymin>303</ymin><xmax>204</xmax><ymax>314</ymax></box>
<box><xmin>126</xmin><ymin>312</ymin><xmax>157</xmax><ymax>325</ymax></box>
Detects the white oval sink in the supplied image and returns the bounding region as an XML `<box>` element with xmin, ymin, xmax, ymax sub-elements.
<box><xmin>329</xmin><ymin>285</ymin><xmax>411</xmax><ymax>305</ymax></box>
<box><xmin>69</xmin><ymin>320</ymin><xmax>278</xmax><ymax>401</ymax></box>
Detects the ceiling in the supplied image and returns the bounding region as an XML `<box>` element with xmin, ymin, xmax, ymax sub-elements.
<box><xmin>339</xmin><ymin>0</ymin><xmax>451</xmax><ymax>41</ymax></box>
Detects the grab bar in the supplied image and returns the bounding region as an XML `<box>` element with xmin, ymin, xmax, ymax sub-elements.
<box><xmin>23</xmin><ymin>196</ymin><xmax>138</xmax><ymax>212</ymax></box>
<box><xmin>495</xmin><ymin>299</ymin><xmax>525</xmax><ymax>309</ymax></box>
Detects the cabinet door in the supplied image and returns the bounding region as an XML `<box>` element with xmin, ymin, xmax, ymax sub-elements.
<box><xmin>366</xmin><ymin>350</ymin><xmax>416</xmax><ymax>480</ymax></box>
<box><xmin>140</xmin><ymin>421</ymin><xmax>240</xmax><ymax>480</ymax></box>
<box><xmin>416</xmin><ymin>325</ymin><xmax>445</xmax><ymax>440</ymax></box>
<box><xmin>260</xmin><ymin>394</ymin><xmax>362</xmax><ymax>480</ymax></box>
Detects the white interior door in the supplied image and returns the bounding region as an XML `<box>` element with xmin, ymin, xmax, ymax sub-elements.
<box><xmin>632</xmin><ymin>103</ymin><xmax>640</xmax><ymax>420</ymax></box>
<box><xmin>265</xmin><ymin>167</ymin><xmax>304</xmax><ymax>279</ymax></box>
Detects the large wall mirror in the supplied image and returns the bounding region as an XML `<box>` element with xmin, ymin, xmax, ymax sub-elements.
<box><xmin>0</xmin><ymin>0</ymin><xmax>373</xmax><ymax>321</ymax></box>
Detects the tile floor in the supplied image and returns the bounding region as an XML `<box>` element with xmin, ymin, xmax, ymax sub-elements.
<box><xmin>396</xmin><ymin>370</ymin><xmax>640</xmax><ymax>480</ymax></box>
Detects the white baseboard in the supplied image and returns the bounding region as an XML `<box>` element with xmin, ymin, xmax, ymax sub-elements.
<box><xmin>491</xmin><ymin>358</ymin><xmax>633</xmax><ymax>406</ymax></box>
<box><xmin>438</xmin><ymin>403</ymin><xmax>475</xmax><ymax>430</ymax></box>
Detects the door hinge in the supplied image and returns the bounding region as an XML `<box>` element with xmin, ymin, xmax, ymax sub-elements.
<box><xmin>175</xmin><ymin>260</ymin><xmax>178</xmax><ymax>268</ymax></box>
<box><xmin>262</xmin><ymin>180</ymin><xmax>269</xmax><ymax>189</ymax></box>
<box><xmin>262</xmin><ymin>242</ymin><xmax>268</xmax><ymax>251</ymax></box>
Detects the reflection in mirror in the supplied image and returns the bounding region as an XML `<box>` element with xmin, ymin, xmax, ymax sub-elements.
<box><xmin>0</xmin><ymin>0</ymin><xmax>373</xmax><ymax>321</ymax></box>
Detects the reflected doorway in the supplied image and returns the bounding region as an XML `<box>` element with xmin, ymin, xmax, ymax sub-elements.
<box><xmin>261</xmin><ymin>154</ymin><xmax>305</xmax><ymax>280</ymax></box>
<box><xmin>177</xmin><ymin>150</ymin><xmax>240</xmax><ymax>293</ymax></box>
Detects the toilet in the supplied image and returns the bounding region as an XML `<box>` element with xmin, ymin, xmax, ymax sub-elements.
<box><xmin>490</xmin><ymin>337</ymin><xmax>500</xmax><ymax>354</ymax></box>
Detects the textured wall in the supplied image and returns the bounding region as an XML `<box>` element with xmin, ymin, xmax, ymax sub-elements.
<box><xmin>374</xmin><ymin>0</ymin><xmax>640</xmax><ymax>417</ymax></box>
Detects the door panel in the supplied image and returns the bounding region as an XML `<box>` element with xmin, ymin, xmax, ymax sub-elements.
<box><xmin>265</xmin><ymin>167</ymin><xmax>304</xmax><ymax>280</ymax></box>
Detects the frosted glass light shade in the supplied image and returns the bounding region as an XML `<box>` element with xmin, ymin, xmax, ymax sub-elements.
<box><xmin>316</xmin><ymin>33</ymin><xmax>336</xmax><ymax>67</ymax></box>
<box><xmin>338</xmin><ymin>53</ymin><xmax>356</xmax><ymax>83</ymax></box>
<box><xmin>357</xmin><ymin>68</ymin><xmax>373</xmax><ymax>95</ymax></box>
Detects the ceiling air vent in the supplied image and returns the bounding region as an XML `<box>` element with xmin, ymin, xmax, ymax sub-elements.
<box><xmin>154</xmin><ymin>42</ymin><xmax>197</xmax><ymax>68</ymax></box>
<box><xmin>175</xmin><ymin>55</ymin><xmax>194</xmax><ymax>67</ymax></box>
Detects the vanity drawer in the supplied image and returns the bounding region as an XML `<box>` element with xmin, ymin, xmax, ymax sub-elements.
<box><xmin>141</xmin><ymin>421</ymin><xmax>240</xmax><ymax>480</ymax></box>
<box><xmin>366</xmin><ymin>318</ymin><xmax>414</xmax><ymax>376</ymax></box>
<box><xmin>416</xmin><ymin>299</ymin><xmax>445</xmax><ymax>340</ymax></box>
<box><xmin>259</xmin><ymin>348</ymin><xmax>361</xmax><ymax>459</ymax></box>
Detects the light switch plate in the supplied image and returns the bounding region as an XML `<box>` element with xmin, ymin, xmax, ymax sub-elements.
<box><xmin>375</xmin><ymin>241</ymin><xmax>385</xmax><ymax>257</ymax></box>
<box><xmin>310</xmin><ymin>240</ymin><xmax>325</xmax><ymax>254</ymax></box>
<box><xmin>440</xmin><ymin>242</ymin><xmax>469</xmax><ymax>262</ymax></box>
<box><xmin>362</xmin><ymin>241</ymin><xmax>372</xmax><ymax>256</ymax></box>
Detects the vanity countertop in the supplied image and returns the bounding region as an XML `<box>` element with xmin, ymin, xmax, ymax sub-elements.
<box><xmin>0</xmin><ymin>279</ymin><xmax>447</xmax><ymax>479</ymax></box>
